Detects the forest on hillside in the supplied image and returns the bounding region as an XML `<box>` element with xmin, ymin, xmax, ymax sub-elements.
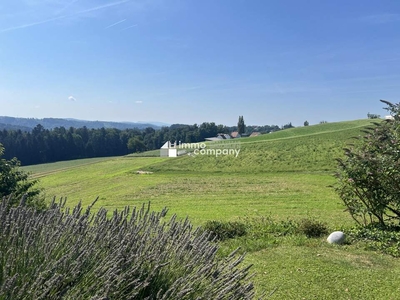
<box><xmin>0</xmin><ymin>122</ymin><xmax>282</xmax><ymax>166</ymax></box>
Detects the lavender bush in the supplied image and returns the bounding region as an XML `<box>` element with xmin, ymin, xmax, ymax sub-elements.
<box><xmin>0</xmin><ymin>196</ymin><xmax>255</xmax><ymax>299</ymax></box>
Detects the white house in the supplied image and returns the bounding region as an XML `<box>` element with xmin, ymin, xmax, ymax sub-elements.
<box><xmin>160</xmin><ymin>141</ymin><xmax>178</xmax><ymax>157</ymax></box>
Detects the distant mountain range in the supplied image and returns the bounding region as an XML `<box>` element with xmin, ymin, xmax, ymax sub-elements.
<box><xmin>0</xmin><ymin>116</ymin><xmax>168</xmax><ymax>131</ymax></box>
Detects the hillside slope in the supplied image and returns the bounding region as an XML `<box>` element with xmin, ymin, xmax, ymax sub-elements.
<box><xmin>147</xmin><ymin>119</ymin><xmax>376</xmax><ymax>173</ymax></box>
<box><xmin>19</xmin><ymin>118</ymin><xmax>400</xmax><ymax>300</ymax></box>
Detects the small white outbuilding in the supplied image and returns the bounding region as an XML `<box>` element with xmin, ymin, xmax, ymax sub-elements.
<box><xmin>160</xmin><ymin>141</ymin><xmax>178</xmax><ymax>157</ymax></box>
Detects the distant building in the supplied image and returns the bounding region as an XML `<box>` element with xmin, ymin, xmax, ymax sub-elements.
<box><xmin>160</xmin><ymin>141</ymin><xmax>190</xmax><ymax>157</ymax></box>
<box><xmin>230</xmin><ymin>131</ymin><xmax>241</xmax><ymax>138</ymax></box>
<box><xmin>160</xmin><ymin>141</ymin><xmax>178</xmax><ymax>157</ymax></box>
<box><xmin>220</xmin><ymin>133</ymin><xmax>231</xmax><ymax>139</ymax></box>
<box><xmin>249</xmin><ymin>132</ymin><xmax>261</xmax><ymax>137</ymax></box>
<box><xmin>205</xmin><ymin>137</ymin><xmax>222</xmax><ymax>142</ymax></box>
<box><xmin>205</xmin><ymin>133</ymin><xmax>231</xmax><ymax>141</ymax></box>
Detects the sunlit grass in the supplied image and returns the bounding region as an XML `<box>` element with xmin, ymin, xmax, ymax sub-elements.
<box><xmin>20</xmin><ymin>118</ymin><xmax>400</xmax><ymax>299</ymax></box>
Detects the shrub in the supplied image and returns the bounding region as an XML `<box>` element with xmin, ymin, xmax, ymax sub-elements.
<box><xmin>241</xmin><ymin>216</ymin><xmax>298</xmax><ymax>238</ymax></box>
<box><xmin>347</xmin><ymin>224</ymin><xmax>400</xmax><ymax>257</ymax></box>
<box><xmin>0</xmin><ymin>196</ymin><xmax>255</xmax><ymax>299</ymax></box>
<box><xmin>0</xmin><ymin>144</ymin><xmax>44</xmax><ymax>209</ymax></box>
<box><xmin>203</xmin><ymin>220</ymin><xmax>247</xmax><ymax>241</ymax></box>
<box><xmin>334</xmin><ymin>100</ymin><xmax>400</xmax><ymax>226</ymax></box>
<box><xmin>297</xmin><ymin>218</ymin><xmax>328</xmax><ymax>238</ymax></box>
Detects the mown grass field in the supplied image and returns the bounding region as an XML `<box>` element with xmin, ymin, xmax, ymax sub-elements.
<box><xmin>22</xmin><ymin>119</ymin><xmax>400</xmax><ymax>299</ymax></box>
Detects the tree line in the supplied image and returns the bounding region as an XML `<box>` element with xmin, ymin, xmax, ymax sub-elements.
<box><xmin>0</xmin><ymin>121</ymin><xmax>283</xmax><ymax>166</ymax></box>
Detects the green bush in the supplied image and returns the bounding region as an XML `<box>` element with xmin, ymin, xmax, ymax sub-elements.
<box><xmin>241</xmin><ymin>216</ymin><xmax>298</xmax><ymax>238</ymax></box>
<box><xmin>0</xmin><ymin>196</ymin><xmax>255</xmax><ymax>299</ymax></box>
<box><xmin>297</xmin><ymin>218</ymin><xmax>328</xmax><ymax>238</ymax></box>
<box><xmin>0</xmin><ymin>144</ymin><xmax>44</xmax><ymax>209</ymax></box>
<box><xmin>203</xmin><ymin>220</ymin><xmax>247</xmax><ymax>241</ymax></box>
<box><xmin>334</xmin><ymin>100</ymin><xmax>400</xmax><ymax>226</ymax></box>
<box><xmin>347</xmin><ymin>224</ymin><xmax>400</xmax><ymax>257</ymax></box>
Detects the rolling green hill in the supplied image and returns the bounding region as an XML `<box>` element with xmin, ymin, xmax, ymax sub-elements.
<box><xmin>19</xmin><ymin>118</ymin><xmax>400</xmax><ymax>299</ymax></box>
<box><xmin>147</xmin><ymin>119</ymin><xmax>376</xmax><ymax>173</ymax></box>
<box><xmin>21</xmin><ymin>118</ymin><xmax>376</xmax><ymax>221</ymax></box>
<box><xmin>23</xmin><ymin>119</ymin><xmax>375</xmax><ymax>176</ymax></box>
<box><xmin>245</xmin><ymin>119</ymin><xmax>375</xmax><ymax>142</ymax></box>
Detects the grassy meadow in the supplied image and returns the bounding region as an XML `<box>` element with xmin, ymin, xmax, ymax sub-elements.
<box><xmin>21</xmin><ymin>119</ymin><xmax>400</xmax><ymax>299</ymax></box>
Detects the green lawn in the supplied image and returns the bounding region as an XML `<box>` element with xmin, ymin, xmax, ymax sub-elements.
<box><xmin>127</xmin><ymin>149</ymin><xmax>160</xmax><ymax>157</ymax></box>
<box><xmin>21</xmin><ymin>119</ymin><xmax>400</xmax><ymax>299</ymax></box>
<box><xmin>22</xmin><ymin>157</ymin><xmax>119</xmax><ymax>179</ymax></box>
<box><xmin>31</xmin><ymin>162</ymin><xmax>349</xmax><ymax>227</ymax></box>
<box><xmin>244</xmin><ymin>119</ymin><xmax>376</xmax><ymax>142</ymax></box>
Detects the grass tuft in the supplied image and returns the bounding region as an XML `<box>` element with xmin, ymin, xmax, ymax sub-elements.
<box><xmin>203</xmin><ymin>220</ymin><xmax>247</xmax><ymax>241</ymax></box>
<box><xmin>297</xmin><ymin>218</ymin><xmax>329</xmax><ymax>238</ymax></box>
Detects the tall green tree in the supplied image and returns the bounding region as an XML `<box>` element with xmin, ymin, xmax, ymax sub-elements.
<box><xmin>334</xmin><ymin>100</ymin><xmax>400</xmax><ymax>226</ymax></box>
<box><xmin>0</xmin><ymin>144</ymin><xmax>43</xmax><ymax>208</ymax></box>
<box><xmin>237</xmin><ymin>116</ymin><xmax>246</xmax><ymax>135</ymax></box>
<box><xmin>282</xmin><ymin>122</ymin><xmax>294</xmax><ymax>129</ymax></box>
<box><xmin>127</xmin><ymin>137</ymin><xmax>146</xmax><ymax>153</ymax></box>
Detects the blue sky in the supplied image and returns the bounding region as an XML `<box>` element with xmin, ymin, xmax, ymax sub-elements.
<box><xmin>0</xmin><ymin>0</ymin><xmax>399</xmax><ymax>126</ymax></box>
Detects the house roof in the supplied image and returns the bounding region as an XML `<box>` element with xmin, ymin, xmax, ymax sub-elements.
<box><xmin>205</xmin><ymin>137</ymin><xmax>222</xmax><ymax>141</ymax></box>
<box><xmin>217</xmin><ymin>133</ymin><xmax>231</xmax><ymax>140</ymax></box>
<box><xmin>206</xmin><ymin>134</ymin><xmax>231</xmax><ymax>141</ymax></box>
<box><xmin>230</xmin><ymin>131</ymin><xmax>241</xmax><ymax>138</ymax></box>
<box><xmin>249</xmin><ymin>132</ymin><xmax>261</xmax><ymax>137</ymax></box>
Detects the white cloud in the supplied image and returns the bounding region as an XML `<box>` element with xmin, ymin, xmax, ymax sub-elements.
<box><xmin>76</xmin><ymin>0</ymin><xmax>132</xmax><ymax>15</ymax></box>
<box><xmin>68</xmin><ymin>96</ymin><xmax>76</xmax><ymax>101</ymax></box>
<box><xmin>135</xmin><ymin>100</ymin><xmax>143</xmax><ymax>104</ymax></box>
<box><xmin>105</xmin><ymin>18</ymin><xmax>126</xmax><ymax>29</ymax></box>
<box><xmin>121</xmin><ymin>24</ymin><xmax>137</xmax><ymax>31</ymax></box>
<box><xmin>0</xmin><ymin>14</ymin><xmax>68</xmax><ymax>33</ymax></box>
<box><xmin>0</xmin><ymin>0</ymin><xmax>133</xmax><ymax>33</ymax></box>
<box><xmin>55</xmin><ymin>0</ymin><xmax>81</xmax><ymax>15</ymax></box>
